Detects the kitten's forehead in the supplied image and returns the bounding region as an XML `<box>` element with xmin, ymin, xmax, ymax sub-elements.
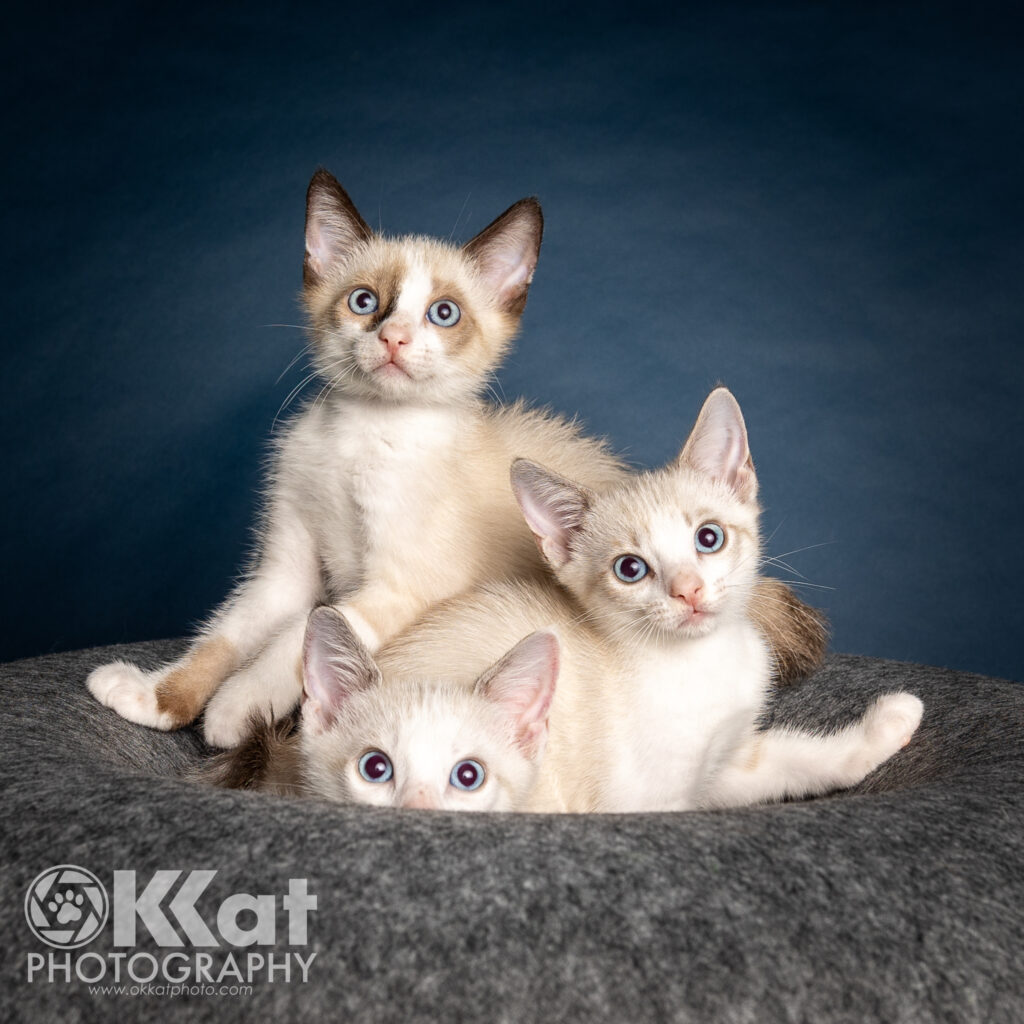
<box><xmin>588</xmin><ymin>466</ymin><xmax>759</xmax><ymax>561</ymax></box>
<box><xmin>336</xmin><ymin>237</ymin><xmax>485</xmax><ymax>302</ymax></box>
<box><xmin>371</xmin><ymin>683</ymin><xmax>502</xmax><ymax>756</ymax></box>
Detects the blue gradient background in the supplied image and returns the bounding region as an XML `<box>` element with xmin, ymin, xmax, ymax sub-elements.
<box><xmin>3</xmin><ymin>2</ymin><xmax>1022</xmax><ymax>680</ymax></box>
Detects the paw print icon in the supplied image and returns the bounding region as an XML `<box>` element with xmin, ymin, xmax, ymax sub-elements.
<box><xmin>24</xmin><ymin>866</ymin><xmax>108</xmax><ymax>949</ymax></box>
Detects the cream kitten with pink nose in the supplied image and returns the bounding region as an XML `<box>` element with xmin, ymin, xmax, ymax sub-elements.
<box><xmin>378</xmin><ymin>388</ymin><xmax>923</xmax><ymax>812</ymax></box>
<box><xmin>87</xmin><ymin>169</ymin><xmax>625</xmax><ymax>745</ymax></box>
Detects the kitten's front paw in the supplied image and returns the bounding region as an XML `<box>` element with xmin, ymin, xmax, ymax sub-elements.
<box><xmin>86</xmin><ymin>661</ymin><xmax>175</xmax><ymax>730</ymax></box>
<box><xmin>202</xmin><ymin>697</ymin><xmax>258</xmax><ymax>749</ymax></box>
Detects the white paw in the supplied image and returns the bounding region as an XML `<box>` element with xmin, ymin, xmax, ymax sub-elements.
<box><xmin>202</xmin><ymin>656</ymin><xmax>302</xmax><ymax>748</ymax></box>
<box><xmin>86</xmin><ymin>661</ymin><xmax>175</xmax><ymax>730</ymax></box>
<box><xmin>202</xmin><ymin>695</ymin><xmax>258</xmax><ymax>749</ymax></box>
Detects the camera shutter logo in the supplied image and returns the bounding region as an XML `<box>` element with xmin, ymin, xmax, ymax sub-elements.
<box><xmin>24</xmin><ymin>865</ymin><xmax>109</xmax><ymax>949</ymax></box>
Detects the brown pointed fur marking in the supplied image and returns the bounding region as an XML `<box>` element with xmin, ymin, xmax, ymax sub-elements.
<box><xmin>751</xmin><ymin>578</ymin><xmax>829</xmax><ymax>686</ymax></box>
<box><xmin>197</xmin><ymin>709</ymin><xmax>301</xmax><ymax>793</ymax></box>
<box><xmin>155</xmin><ymin>637</ymin><xmax>239</xmax><ymax>726</ymax></box>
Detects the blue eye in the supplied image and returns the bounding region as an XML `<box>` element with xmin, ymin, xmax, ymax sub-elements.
<box><xmin>695</xmin><ymin>524</ymin><xmax>725</xmax><ymax>554</ymax></box>
<box><xmin>450</xmin><ymin>759</ymin><xmax>485</xmax><ymax>791</ymax></box>
<box><xmin>427</xmin><ymin>299</ymin><xmax>461</xmax><ymax>327</ymax></box>
<box><xmin>613</xmin><ymin>555</ymin><xmax>649</xmax><ymax>583</ymax></box>
<box><xmin>358</xmin><ymin>750</ymin><xmax>393</xmax><ymax>783</ymax></box>
<box><xmin>348</xmin><ymin>288</ymin><xmax>379</xmax><ymax>315</ymax></box>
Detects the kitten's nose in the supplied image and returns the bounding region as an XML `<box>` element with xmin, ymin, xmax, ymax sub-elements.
<box><xmin>669</xmin><ymin>570</ymin><xmax>704</xmax><ymax>609</ymax></box>
<box><xmin>400</xmin><ymin>786</ymin><xmax>438</xmax><ymax>810</ymax></box>
<box><xmin>378</xmin><ymin>320</ymin><xmax>413</xmax><ymax>355</ymax></box>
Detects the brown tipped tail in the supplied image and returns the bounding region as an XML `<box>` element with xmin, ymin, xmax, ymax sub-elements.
<box><xmin>196</xmin><ymin>709</ymin><xmax>302</xmax><ymax>793</ymax></box>
<box><xmin>751</xmin><ymin>577</ymin><xmax>830</xmax><ymax>686</ymax></box>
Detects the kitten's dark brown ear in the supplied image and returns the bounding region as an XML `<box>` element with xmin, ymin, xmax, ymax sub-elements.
<box><xmin>677</xmin><ymin>387</ymin><xmax>758</xmax><ymax>502</ymax></box>
<box><xmin>463</xmin><ymin>198</ymin><xmax>543</xmax><ymax>316</ymax></box>
<box><xmin>301</xmin><ymin>606</ymin><xmax>381</xmax><ymax>734</ymax></box>
<box><xmin>304</xmin><ymin>169</ymin><xmax>373</xmax><ymax>288</ymax></box>
<box><xmin>511</xmin><ymin>458</ymin><xmax>590</xmax><ymax>569</ymax></box>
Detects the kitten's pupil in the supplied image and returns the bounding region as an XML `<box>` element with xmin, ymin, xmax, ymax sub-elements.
<box><xmin>695</xmin><ymin>524</ymin><xmax>725</xmax><ymax>554</ymax></box>
<box><xmin>427</xmin><ymin>298</ymin><xmax>461</xmax><ymax>327</ymax></box>
<box><xmin>613</xmin><ymin>555</ymin><xmax>649</xmax><ymax>583</ymax></box>
<box><xmin>348</xmin><ymin>288</ymin><xmax>379</xmax><ymax>315</ymax></box>
<box><xmin>358</xmin><ymin>750</ymin><xmax>393</xmax><ymax>782</ymax></box>
<box><xmin>450</xmin><ymin>759</ymin><xmax>485</xmax><ymax>791</ymax></box>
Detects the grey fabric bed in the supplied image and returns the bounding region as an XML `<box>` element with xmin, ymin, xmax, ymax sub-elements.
<box><xmin>1</xmin><ymin>639</ymin><xmax>1022</xmax><ymax>1022</ymax></box>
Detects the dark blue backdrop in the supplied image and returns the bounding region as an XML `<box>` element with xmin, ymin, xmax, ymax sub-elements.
<box><xmin>3</xmin><ymin>2</ymin><xmax>1022</xmax><ymax>681</ymax></box>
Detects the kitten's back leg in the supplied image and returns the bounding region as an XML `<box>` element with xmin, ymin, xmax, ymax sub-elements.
<box><xmin>702</xmin><ymin>692</ymin><xmax>924</xmax><ymax>808</ymax></box>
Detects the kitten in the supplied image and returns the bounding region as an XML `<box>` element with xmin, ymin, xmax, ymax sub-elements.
<box><xmin>377</xmin><ymin>387</ymin><xmax>923</xmax><ymax>812</ymax></box>
<box><xmin>88</xmin><ymin>169</ymin><xmax>622</xmax><ymax>746</ymax></box>
<box><xmin>202</xmin><ymin>606</ymin><xmax>556</xmax><ymax>812</ymax></box>
<box><xmin>88</xmin><ymin>170</ymin><xmax>825</xmax><ymax>748</ymax></box>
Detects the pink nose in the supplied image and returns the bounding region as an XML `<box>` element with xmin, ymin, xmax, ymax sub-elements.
<box><xmin>379</xmin><ymin>320</ymin><xmax>412</xmax><ymax>355</ymax></box>
<box><xmin>669</xmin><ymin>570</ymin><xmax>704</xmax><ymax>609</ymax></box>
<box><xmin>400</xmin><ymin>787</ymin><xmax>438</xmax><ymax>810</ymax></box>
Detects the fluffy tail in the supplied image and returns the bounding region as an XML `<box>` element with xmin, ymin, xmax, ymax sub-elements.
<box><xmin>751</xmin><ymin>578</ymin><xmax>830</xmax><ymax>686</ymax></box>
<box><xmin>196</xmin><ymin>709</ymin><xmax>302</xmax><ymax>793</ymax></box>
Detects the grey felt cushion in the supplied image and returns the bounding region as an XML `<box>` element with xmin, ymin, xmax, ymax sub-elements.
<box><xmin>1</xmin><ymin>641</ymin><xmax>1022</xmax><ymax>1023</ymax></box>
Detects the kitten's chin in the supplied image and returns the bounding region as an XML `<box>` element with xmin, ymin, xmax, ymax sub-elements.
<box><xmin>359</xmin><ymin>366</ymin><xmax>477</xmax><ymax>406</ymax></box>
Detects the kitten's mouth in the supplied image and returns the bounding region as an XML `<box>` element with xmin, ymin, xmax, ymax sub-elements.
<box><xmin>371</xmin><ymin>357</ymin><xmax>413</xmax><ymax>380</ymax></box>
<box><xmin>674</xmin><ymin>608</ymin><xmax>715</xmax><ymax>634</ymax></box>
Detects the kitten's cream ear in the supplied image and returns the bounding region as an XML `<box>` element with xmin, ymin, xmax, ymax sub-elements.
<box><xmin>301</xmin><ymin>606</ymin><xmax>381</xmax><ymax>734</ymax></box>
<box><xmin>463</xmin><ymin>198</ymin><xmax>543</xmax><ymax>316</ymax></box>
<box><xmin>678</xmin><ymin>387</ymin><xmax>758</xmax><ymax>502</ymax></box>
<box><xmin>476</xmin><ymin>629</ymin><xmax>559</xmax><ymax>755</ymax></box>
<box><xmin>511</xmin><ymin>459</ymin><xmax>591</xmax><ymax>569</ymax></box>
<box><xmin>304</xmin><ymin>169</ymin><xmax>373</xmax><ymax>287</ymax></box>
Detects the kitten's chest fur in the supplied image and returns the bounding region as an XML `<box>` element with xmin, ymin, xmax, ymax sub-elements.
<box><xmin>602</xmin><ymin>623</ymin><xmax>770</xmax><ymax>812</ymax></box>
<box><xmin>287</xmin><ymin>399</ymin><xmax>462</xmax><ymax>591</ymax></box>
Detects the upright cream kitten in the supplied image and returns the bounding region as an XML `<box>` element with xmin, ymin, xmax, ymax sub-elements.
<box><xmin>203</xmin><ymin>607</ymin><xmax>556</xmax><ymax>811</ymax></box>
<box><xmin>221</xmin><ymin>388</ymin><xmax>922</xmax><ymax>813</ymax></box>
<box><xmin>87</xmin><ymin>169</ymin><xmax>623</xmax><ymax>745</ymax></box>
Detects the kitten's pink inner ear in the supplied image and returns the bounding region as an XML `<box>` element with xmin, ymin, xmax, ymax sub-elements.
<box><xmin>510</xmin><ymin>459</ymin><xmax>588</xmax><ymax>569</ymax></box>
<box><xmin>303</xmin><ymin>169</ymin><xmax>373</xmax><ymax>286</ymax></box>
<box><xmin>301</xmin><ymin>607</ymin><xmax>380</xmax><ymax>733</ymax></box>
<box><xmin>679</xmin><ymin>387</ymin><xmax>758</xmax><ymax>502</ymax></box>
<box><xmin>464</xmin><ymin>199</ymin><xmax>543</xmax><ymax>315</ymax></box>
<box><xmin>480</xmin><ymin>630</ymin><xmax>559</xmax><ymax>755</ymax></box>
